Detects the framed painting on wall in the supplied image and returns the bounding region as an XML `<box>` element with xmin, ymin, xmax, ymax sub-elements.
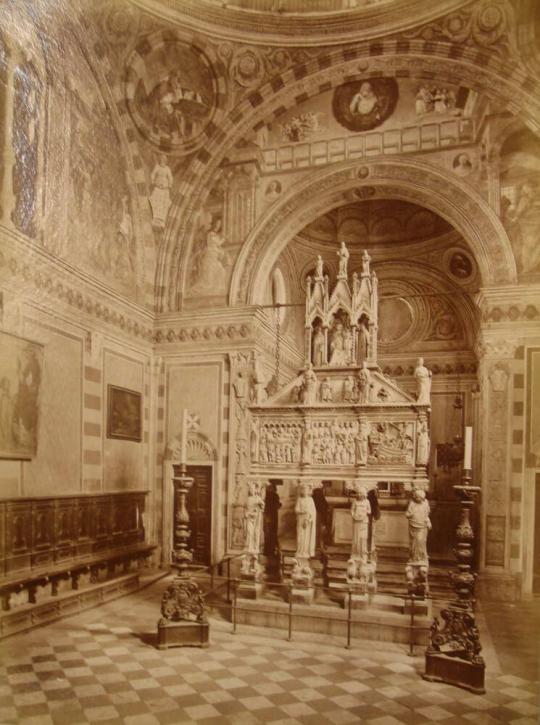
<box><xmin>107</xmin><ymin>385</ymin><xmax>142</xmax><ymax>442</ymax></box>
<box><xmin>0</xmin><ymin>330</ymin><xmax>44</xmax><ymax>460</ymax></box>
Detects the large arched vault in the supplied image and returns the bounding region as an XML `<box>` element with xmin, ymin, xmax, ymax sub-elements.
<box><xmin>220</xmin><ymin>157</ymin><xmax>516</xmax><ymax>305</ymax></box>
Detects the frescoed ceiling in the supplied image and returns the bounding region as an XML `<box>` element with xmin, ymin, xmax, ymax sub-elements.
<box><xmin>297</xmin><ymin>200</ymin><xmax>453</xmax><ymax>248</ymax></box>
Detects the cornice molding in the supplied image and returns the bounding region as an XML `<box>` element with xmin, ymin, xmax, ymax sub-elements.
<box><xmin>130</xmin><ymin>0</ymin><xmax>474</xmax><ymax>47</ymax></box>
<box><xmin>0</xmin><ymin>227</ymin><xmax>154</xmax><ymax>343</ymax></box>
<box><xmin>475</xmin><ymin>284</ymin><xmax>540</xmax><ymax>323</ymax></box>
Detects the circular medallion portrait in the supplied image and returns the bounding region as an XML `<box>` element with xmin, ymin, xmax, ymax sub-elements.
<box><xmin>126</xmin><ymin>34</ymin><xmax>216</xmax><ymax>152</ymax></box>
<box><xmin>449</xmin><ymin>250</ymin><xmax>473</xmax><ymax>280</ymax></box>
<box><xmin>332</xmin><ymin>78</ymin><xmax>399</xmax><ymax>133</ymax></box>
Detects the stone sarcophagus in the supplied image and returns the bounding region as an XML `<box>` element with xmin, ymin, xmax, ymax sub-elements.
<box><xmin>247</xmin><ymin>247</ymin><xmax>430</xmax><ymax>492</ymax></box>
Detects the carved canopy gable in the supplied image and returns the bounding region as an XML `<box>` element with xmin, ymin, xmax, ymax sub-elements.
<box><xmin>247</xmin><ymin>247</ymin><xmax>430</xmax><ymax>489</ymax></box>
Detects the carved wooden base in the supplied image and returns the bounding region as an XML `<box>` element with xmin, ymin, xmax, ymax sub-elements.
<box><xmin>423</xmin><ymin>651</ymin><xmax>485</xmax><ymax>694</ymax></box>
<box><xmin>156</xmin><ymin>575</ymin><xmax>209</xmax><ymax>649</ymax></box>
<box><xmin>157</xmin><ymin>619</ymin><xmax>209</xmax><ymax>649</ymax></box>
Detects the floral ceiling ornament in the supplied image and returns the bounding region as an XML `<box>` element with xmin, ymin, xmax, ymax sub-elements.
<box><xmin>101</xmin><ymin>4</ymin><xmax>138</xmax><ymax>46</ymax></box>
<box><xmin>403</xmin><ymin>0</ymin><xmax>513</xmax><ymax>57</ymax></box>
<box><xmin>230</xmin><ymin>48</ymin><xmax>265</xmax><ymax>88</ymax></box>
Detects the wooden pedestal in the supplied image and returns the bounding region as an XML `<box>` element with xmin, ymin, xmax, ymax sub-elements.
<box><xmin>157</xmin><ymin>618</ymin><xmax>209</xmax><ymax>649</ymax></box>
<box><xmin>423</xmin><ymin>651</ymin><xmax>485</xmax><ymax>694</ymax></box>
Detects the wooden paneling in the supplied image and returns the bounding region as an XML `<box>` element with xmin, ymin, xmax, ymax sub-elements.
<box><xmin>0</xmin><ymin>492</ymin><xmax>147</xmax><ymax>585</ymax></box>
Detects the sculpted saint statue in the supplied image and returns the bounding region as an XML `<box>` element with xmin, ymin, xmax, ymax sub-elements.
<box><xmin>406</xmin><ymin>489</ymin><xmax>431</xmax><ymax>564</ymax></box>
<box><xmin>337</xmin><ymin>241</ymin><xmax>349</xmax><ymax>278</ymax></box>
<box><xmin>301</xmin><ymin>365</ymin><xmax>318</xmax><ymax>404</ymax></box>
<box><xmin>192</xmin><ymin>218</ymin><xmax>228</xmax><ymax>295</ymax></box>
<box><xmin>356</xmin><ymin>361</ymin><xmax>371</xmax><ymax>403</ymax></box>
<box><xmin>355</xmin><ymin>420</ymin><xmax>370</xmax><ymax>465</ymax></box>
<box><xmin>342</xmin><ymin>375</ymin><xmax>355</xmax><ymax>402</ymax></box>
<box><xmin>320</xmin><ymin>377</ymin><xmax>333</xmax><ymax>403</ymax></box>
<box><xmin>351</xmin><ymin>488</ymin><xmax>371</xmax><ymax>558</ymax></box>
<box><xmin>329</xmin><ymin>323</ymin><xmax>350</xmax><ymax>366</ymax></box>
<box><xmin>244</xmin><ymin>482</ymin><xmax>264</xmax><ymax>555</ymax></box>
<box><xmin>312</xmin><ymin>326</ymin><xmax>325</xmax><ymax>367</ymax></box>
<box><xmin>315</xmin><ymin>255</ymin><xmax>324</xmax><ymax>280</ymax></box>
<box><xmin>149</xmin><ymin>154</ymin><xmax>173</xmax><ymax>228</ymax></box>
<box><xmin>295</xmin><ymin>485</ymin><xmax>317</xmax><ymax>559</ymax></box>
<box><xmin>416</xmin><ymin>418</ymin><xmax>430</xmax><ymax>465</ymax></box>
<box><xmin>357</xmin><ymin>322</ymin><xmax>370</xmax><ymax>365</ymax></box>
<box><xmin>414</xmin><ymin>357</ymin><xmax>432</xmax><ymax>405</ymax></box>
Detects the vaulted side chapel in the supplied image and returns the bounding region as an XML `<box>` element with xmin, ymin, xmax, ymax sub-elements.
<box><xmin>0</xmin><ymin>0</ymin><xmax>538</xmax><ymax>720</ymax></box>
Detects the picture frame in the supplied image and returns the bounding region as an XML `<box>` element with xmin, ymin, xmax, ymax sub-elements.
<box><xmin>0</xmin><ymin>330</ymin><xmax>44</xmax><ymax>460</ymax></box>
<box><xmin>107</xmin><ymin>385</ymin><xmax>142</xmax><ymax>442</ymax></box>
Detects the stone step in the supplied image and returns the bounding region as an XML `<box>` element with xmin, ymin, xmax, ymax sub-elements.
<box><xmin>0</xmin><ymin>569</ymin><xmax>166</xmax><ymax>640</ymax></box>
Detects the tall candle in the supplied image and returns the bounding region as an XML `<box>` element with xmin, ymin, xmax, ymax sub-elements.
<box><xmin>180</xmin><ymin>409</ymin><xmax>188</xmax><ymax>464</ymax></box>
<box><xmin>463</xmin><ymin>426</ymin><xmax>473</xmax><ymax>470</ymax></box>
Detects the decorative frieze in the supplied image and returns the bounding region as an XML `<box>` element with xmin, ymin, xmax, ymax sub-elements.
<box><xmin>0</xmin><ymin>245</ymin><xmax>153</xmax><ymax>342</ymax></box>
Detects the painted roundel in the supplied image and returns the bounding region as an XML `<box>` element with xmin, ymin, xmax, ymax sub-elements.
<box><xmin>126</xmin><ymin>34</ymin><xmax>217</xmax><ymax>152</ymax></box>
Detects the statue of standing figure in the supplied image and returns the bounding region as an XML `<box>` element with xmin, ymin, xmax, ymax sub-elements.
<box><xmin>355</xmin><ymin>420</ymin><xmax>370</xmax><ymax>465</ymax></box>
<box><xmin>312</xmin><ymin>325</ymin><xmax>325</xmax><ymax>367</ymax></box>
<box><xmin>244</xmin><ymin>481</ymin><xmax>265</xmax><ymax>555</ymax></box>
<box><xmin>356</xmin><ymin>361</ymin><xmax>371</xmax><ymax>403</ymax></box>
<box><xmin>351</xmin><ymin>487</ymin><xmax>371</xmax><ymax>558</ymax></box>
<box><xmin>414</xmin><ymin>357</ymin><xmax>432</xmax><ymax>405</ymax></box>
<box><xmin>337</xmin><ymin>241</ymin><xmax>349</xmax><ymax>278</ymax></box>
<box><xmin>416</xmin><ymin>416</ymin><xmax>430</xmax><ymax>465</ymax></box>
<box><xmin>406</xmin><ymin>489</ymin><xmax>431</xmax><ymax>564</ymax></box>
<box><xmin>295</xmin><ymin>484</ymin><xmax>317</xmax><ymax>558</ymax></box>
<box><xmin>301</xmin><ymin>365</ymin><xmax>318</xmax><ymax>404</ymax></box>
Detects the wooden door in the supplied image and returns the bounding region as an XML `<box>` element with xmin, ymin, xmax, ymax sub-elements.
<box><xmin>185</xmin><ymin>465</ymin><xmax>212</xmax><ymax>566</ymax></box>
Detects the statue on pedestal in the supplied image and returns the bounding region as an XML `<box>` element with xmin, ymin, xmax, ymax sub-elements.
<box><xmin>295</xmin><ymin>484</ymin><xmax>316</xmax><ymax>559</ymax></box>
<box><xmin>301</xmin><ymin>365</ymin><xmax>318</xmax><ymax>404</ymax></box>
<box><xmin>337</xmin><ymin>241</ymin><xmax>349</xmax><ymax>278</ymax></box>
<box><xmin>355</xmin><ymin>361</ymin><xmax>371</xmax><ymax>403</ymax></box>
<box><xmin>416</xmin><ymin>416</ymin><xmax>430</xmax><ymax>466</ymax></box>
<box><xmin>406</xmin><ymin>489</ymin><xmax>431</xmax><ymax>563</ymax></box>
<box><xmin>351</xmin><ymin>487</ymin><xmax>371</xmax><ymax>558</ymax></box>
<box><xmin>244</xmin><ymin>481</ymin><xmax>264</xmax><ymax>555</ymax></box>
<box><xmin>315</xmin><ymin>255</ymin><xmax>324</xmax><ymax>280</ymax></box>
<box><xmin>414</xmin><ymin>357</ymin><xmax>432</xmax><ymax>406</ymax></box>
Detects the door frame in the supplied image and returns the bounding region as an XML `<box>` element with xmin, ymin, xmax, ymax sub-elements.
<box><xmin>162</xmin><ymin>431</ymin><xmax>217</xmax><ymax>568</ymax></box>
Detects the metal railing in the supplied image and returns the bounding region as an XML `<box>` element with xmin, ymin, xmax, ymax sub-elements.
<box><xmin>187</xmin><ymin>561</ymin><xmax>431</xmax><ymax>655</ymax></box>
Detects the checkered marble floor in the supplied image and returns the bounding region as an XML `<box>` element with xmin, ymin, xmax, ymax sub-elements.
<box><xmin>0</xmin><ymin>577</ymin><xmax>537</xmax><ymax>725</ymax></box>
